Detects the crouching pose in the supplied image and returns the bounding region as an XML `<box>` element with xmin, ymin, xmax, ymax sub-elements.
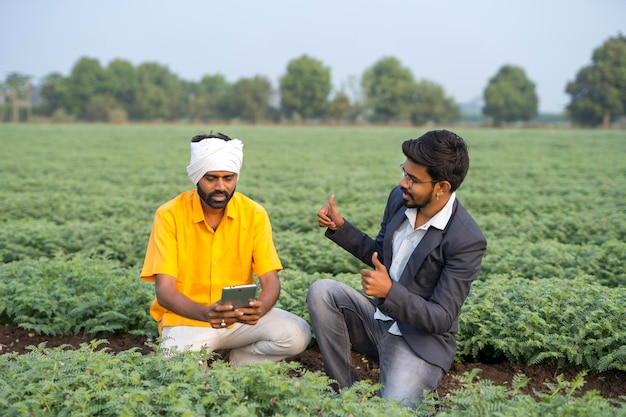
<box><xmin>307</xmin><ymin>130</ymin><xmax>486</xmax><ymax>407</ymax></box>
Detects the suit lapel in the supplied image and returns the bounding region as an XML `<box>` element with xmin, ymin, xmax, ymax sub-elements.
<box><xmin>398</xmin><ymin>227</ymin><xmax>444</xmax><ymax>287</ymax></box>
<box><xmin>397</xmin><ymin>200</ymin><xmax>459</xmax><ymax>286</ymax></box>
<box><xmin>383</xmin><ymin>209</ymin><xmax>407</xmax><ymax>267</ymax></box>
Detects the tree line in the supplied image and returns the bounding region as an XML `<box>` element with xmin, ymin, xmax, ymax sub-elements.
<box><xmin>1</xmin><ymin>33</ymin><xmax>624</xmax><ymax>128</ymax></box>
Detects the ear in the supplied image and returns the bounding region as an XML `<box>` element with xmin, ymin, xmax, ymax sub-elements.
<box><xmin>437</xmin><ymin>180</ymin><xmax>452</xmax><ymax>194</ymax></box>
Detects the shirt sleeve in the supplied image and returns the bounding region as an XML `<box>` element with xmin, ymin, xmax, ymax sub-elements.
<box><xmin>251</xmin><ymin>207</ymin><xmax>282</xmax><ymax>277</ymax></box>
<box><xmin>140</xmin><ymin>209</ymin><xmax>179</xmax><ymax>282</ymax></box>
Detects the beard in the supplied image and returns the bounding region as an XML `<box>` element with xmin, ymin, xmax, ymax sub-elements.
<box><xmin>197</xmin><ymin>185</ymin><xmax>235</xmax><ymax>209</ymax></box>
<box><xmin>401</xmin><ymin>186</ymin><xmax>434</xmax><ymax>210</ymax></box>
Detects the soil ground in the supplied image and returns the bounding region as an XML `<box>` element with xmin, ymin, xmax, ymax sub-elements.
<box><xmin>2</xmin><ymin>323</ymin><xmax>624</xmax><ymax>400</ymax></box>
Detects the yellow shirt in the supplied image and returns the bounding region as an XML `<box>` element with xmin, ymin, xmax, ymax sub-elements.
<box><xmin>140</xmin><ymin>190</ymin><xmax>282</xmax><ymax>328</ymax></box>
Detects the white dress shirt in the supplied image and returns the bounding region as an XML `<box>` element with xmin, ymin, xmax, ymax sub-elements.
<box><xmin>374</xmin><ymin>193</ymin><xmax>457</xmax><ymax>335</ymax></box>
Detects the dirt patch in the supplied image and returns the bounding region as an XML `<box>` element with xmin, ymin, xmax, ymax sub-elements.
<box><xmin>1</xmin><ymin>323</ymin><xmax>624</xmax><ymax>400</ymax></box>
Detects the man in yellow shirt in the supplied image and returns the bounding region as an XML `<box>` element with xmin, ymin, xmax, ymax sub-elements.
<box><xmin>140</xmin><ymin>132</ymin><xmax>311</xmax><ymax>365</ymax></box>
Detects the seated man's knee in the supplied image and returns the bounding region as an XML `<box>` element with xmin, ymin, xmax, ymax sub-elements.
<box><xmin>271</xmin><ymin>311</ymin><xmax>312</xmax><ymax>355</ymax></box>
<box><xmin>306</xmin><ymin>278</ymin><xmax>335</xmax><ymax>305</ymax></box>
<box><xmin>292</xmin><ymin>318</ymin><xmax>312</xmax><ymax>353</ymax></box>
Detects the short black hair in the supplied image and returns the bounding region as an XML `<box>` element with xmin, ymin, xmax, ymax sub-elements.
<box><xmin>191</xmin><ymin>132</ymin><xmax>233</xmax><ymax>143</ymax></box>
<box><xmin>401</xmin><ymin>129</ymin><xmax>470</xmax><ymax>192</ymax></box>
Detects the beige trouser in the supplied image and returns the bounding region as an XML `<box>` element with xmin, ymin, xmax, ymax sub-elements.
<box><xmin>160</xmin><ymin>308</ymin><xmax>311</xmax><ymax>366</ymax></box>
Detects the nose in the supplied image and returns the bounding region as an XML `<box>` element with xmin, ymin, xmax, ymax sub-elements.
<box><xmin>214</xmin><ymin>178</ymin><xmax>227</xmax><ymax>190</ymax></box>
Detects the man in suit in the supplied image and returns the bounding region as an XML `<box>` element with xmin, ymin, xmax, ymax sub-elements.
<box><xmin>307</xmin><ymin>129</ymin><xmax>487</xmax><ymax>408</ymax></box>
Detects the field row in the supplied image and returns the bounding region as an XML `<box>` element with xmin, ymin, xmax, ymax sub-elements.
<box><xmin>1</xmin><ymin>125</ymin><xmax>625</xmax><ymax>371</ymax></box>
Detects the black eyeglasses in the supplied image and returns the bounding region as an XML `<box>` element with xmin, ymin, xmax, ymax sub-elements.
<box><xmin>400</xmin><ymin>164</ymin><xmax>438</xmax><ymax>187</ymax></box>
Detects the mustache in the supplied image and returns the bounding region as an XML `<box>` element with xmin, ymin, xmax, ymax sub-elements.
<box><xmin>207</xmin><ymin>190</ymin><xmax>229</xmax><ymax>198</ymax></box>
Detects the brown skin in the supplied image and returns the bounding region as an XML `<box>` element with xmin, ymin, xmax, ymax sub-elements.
<box><xmin>155</xmin><ymin>170</ymin><xmax>281</xmax><ymax>329</ymax></box>
<box><xmin>317</xmin><ymin>159</ymin><xmax>452</xmax><ymax>299</ymax></box>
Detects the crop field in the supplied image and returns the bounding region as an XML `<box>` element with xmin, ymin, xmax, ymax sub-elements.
<box><xmin>1</xmin><ymin>124</ymin><xmax>625</xmax><ymax>415</ymax></box>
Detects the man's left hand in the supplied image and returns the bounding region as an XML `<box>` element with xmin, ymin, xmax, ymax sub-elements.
<box><xmin>234</xmin><ymin>300</ymin><xmax>263</xmax><ymax>325</ymax></box>
<box><xmin>360</xmin><ymin>252</ymin><xmax>392</xmax><ymax>298</ymax></box>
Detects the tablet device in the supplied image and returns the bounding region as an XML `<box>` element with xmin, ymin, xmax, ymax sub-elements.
<box><xmin>220</xmin><ymin>284</ymin><xmax>257</xmax><ymax>308</ymax></box>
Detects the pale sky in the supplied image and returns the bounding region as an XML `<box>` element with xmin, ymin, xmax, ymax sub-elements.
<box><xmin>2</xmin><ymin>0</ymin><xmax>624</xmax><ymax>113</ymax></box>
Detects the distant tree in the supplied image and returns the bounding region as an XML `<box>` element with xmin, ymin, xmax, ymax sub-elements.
<box><xmin>566</xmin><ymin>33</ymin><xmax>626</xmax><ymax>128</ymax></box>
<box><xmin>134</xmin><ymin>62</ymin><xmax>185</xmax><ymax>120</ymax></box>
<box><xmin>134</xmin><ymin>84</ymin><xmax>169</xmax><ymax>120</ymax></box>
<box><xmin>2</xmin><ymin>72</ymin><xmax>32</xmax><ymax>122</ymax></box>
<box><xmin>328</xmin><ymin>91</ymin><xmax>351</xmax><ymax>122</ymax></box>
<box><xmin>189</xmin><ymin>74</ymin><xmax>231</xmax><ymax>121</ymax></box>
<box><xmin>175</xmin><ymin>79</ymin><xmax>193</xmax><ymax>120</ymax></box>
<box><xmin>65</xmin><ymin>57</ymin><xmax>106</xmax><ymax>119</ymax></box>
<box><xmin>222</xmin><ymin>76</ymin><xmax>273</xmax><ymax>123</ymax></box>
<box><xmin>85</xmin><ymin>94</ymin><xmax>124</xmax><ymax>122</ymax></box>
<box><xmin>482</xmin><ymin>65</ymin><xmax>538</xmax><ymax>126</ymax></box>
<box><xmin>280</xmin><ymin>55</ymin><xmax>331</xmax><ymax>120</ymax></box>
<box><xmin>409</xmin><ymin>80</ymin><xmax>460</xmax><ymax>126</ymax></box>
<box><xmin>104</xmin><ymin>59</ymin><xmax>139</xmax><ymax>114</ymax></box>
<box><xmin>39</xmin><ymin>72</ymin><xmax>68</xmax><ymax>116</ymax></box>
<box><xmin>362</xmin><ymin>56</ymin><xmax>415</xmax><ymax>123</ymax></box>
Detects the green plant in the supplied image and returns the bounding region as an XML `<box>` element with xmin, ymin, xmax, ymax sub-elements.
<box><xmin>428</xmin><ymin>369</ymin><xmax>626</xmax><ymax>417</ymax></box>
<box><xmin>0</xmin><ymin>342</ymin><xmax>418</xmax><ymax>416</ymax></box>
<box><xmin>0</xmin><ymin>254</ymin><xmax>156</xmax><ymax>336</ymax></box>
<box><xmin>457</xmin><ymin>274</ymin><xmax>626</xmax><ymax>371</ymax></box>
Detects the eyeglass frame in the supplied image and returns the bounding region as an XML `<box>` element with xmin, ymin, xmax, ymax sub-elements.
<box><xmin>400</xmin><ymin>164</ymin><xmax>439</xmax><ymax>187</ymax></box>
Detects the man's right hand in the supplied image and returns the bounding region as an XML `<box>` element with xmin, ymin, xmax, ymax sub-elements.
<box><xmin>209</xmin><ymin>302</ymin><xmax>244</xmax><ymax>328</ymax></box>
<box><xmin>317</xmin><ymin>194</ymin><xmax>345</xmax><ymax>231</ymax></box>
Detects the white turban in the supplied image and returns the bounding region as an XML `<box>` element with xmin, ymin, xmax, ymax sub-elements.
<box><xmin>186</xmin><ymin>138</ymin><xmax>244</xmax><ymax>185</ymax></box>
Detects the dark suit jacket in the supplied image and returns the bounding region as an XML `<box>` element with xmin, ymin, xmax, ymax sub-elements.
<box><xmin>325</xmin><ymin>186</ymin><xmax>487</xmax><ymax>372</ymax></box>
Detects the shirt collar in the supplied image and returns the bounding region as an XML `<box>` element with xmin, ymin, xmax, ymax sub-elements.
<box><xmin>404</xmin><ymin>192</ymin><xmax>456</xmax><ymax>231</ymax></box>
